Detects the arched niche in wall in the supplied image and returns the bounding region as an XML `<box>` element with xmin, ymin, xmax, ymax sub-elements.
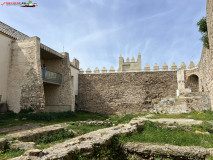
<box><xmin>186</xmin><ymin>74</ymin><xmax>199</xmax><ymax>92</ymax></box>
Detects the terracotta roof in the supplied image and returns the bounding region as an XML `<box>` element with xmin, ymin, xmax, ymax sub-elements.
<box><xmin>0</xmin><ymin>21</ymin><xmax>63</xmax><ymax>58</ymax></box>
<box><xmin>0</xmin><ymin>21</ymin><xmax>29</xmax><ymax>40</ymax></box>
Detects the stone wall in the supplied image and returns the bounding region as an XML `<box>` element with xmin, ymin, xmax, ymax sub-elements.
<box><xmin>43</xmin><ymin>52</ymin><xmax>75</xmax><ymax>111</ymax></box>
<box><xmin>78</xmin><ymin>71</ymin><xmax>177</xmax><ymax>115</ymax></box>
<box><xmin>0</xmin><ymin>34</ymin><xmax>12</xmax><ymax>104</ymax></box>
<box><xmin>7</xmin><ymin>37</ymin><xmax>45</xmax><ymax>113</ymax></box>
<box><xmin>198</xmin><ymin>0</ymin><xmax>213</xmax><ymax>110</ymax></box>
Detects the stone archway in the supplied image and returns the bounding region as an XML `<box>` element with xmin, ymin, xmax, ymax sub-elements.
<box><xmin>186</xmin><ymin>74</ymin><xmax>199</xmax><ymax>92</ymax></box>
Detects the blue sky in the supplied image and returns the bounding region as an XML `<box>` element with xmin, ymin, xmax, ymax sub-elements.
<box><xmin>0</xmin><ymin>0</ymin><xmax>206</xmax><ymax>71</ymax></box>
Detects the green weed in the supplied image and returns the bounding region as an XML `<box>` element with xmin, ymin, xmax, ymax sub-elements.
<box><xmin>109</xmin><ymin>113</ymin><xmax>145</xmax><ymax>125</ymax></box>
<box><xmin>35</xmin><ymin>130</ymin><xmax>74</xmax><ymax>144</ymax></box>
<box><xmin>0</xmin><ymin>149</ymin><xmax>24</xmax><ymax>160</ymax></box>
<box><xmin>0</xmin><ymin>110</ymin><xmax>110</xmax><ymax>129</ymax></box>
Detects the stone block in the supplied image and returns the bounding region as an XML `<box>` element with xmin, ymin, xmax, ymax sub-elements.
<box><xmin>171</xmin><ymin>62</ymin><xmax>177</xmax><ymax>70</ymax></box>
<box><xmin>144</xmin><ymin>64</ymin><xmax>150</xmax><ymax>71</ymax></box>
<box><xmin>0</xmin><ymin>138</ymin><xmax>7</xmax><ymax>151</ymax></box>
<box><xmin>162</xmin><ymin>63</ymin><xmax>168</xmax><ymax>70</ymax></box>
<box><xmin>124</xmin><ymin>142</ymin><xmax>210</xmax><ymax>159</ymax></box>
<box><xmin>6</xmin><ymin>124</ymin><xmax>65</xmax><ymax>142</ymax></box>
<box><xmin>101</xmin><ymin>67</ymin><xmax>107</xmax><ymax>73</ymax></box>
<box><xmin>23</xmin><ymin>149</ymin><xmax>44</xmax><ymax>157</ymax></box>
<box><xmin>153</xmin><ymin>63</ymin><xmax>159</xmax><ymax>71</ymax></box>
<box><xmin>86</xmin><ymin>68</ymin><xmax>92</xmax><ymax>74</ymax></box>
<box><xmin>0</xmin><ymin>103</ymin><xmax>8</xmax><ymax>113</ymax></box>
<box><xmin>179</xmin><ymin>62</ymin><xmax>186</xmax><ymax>69</ymax></box>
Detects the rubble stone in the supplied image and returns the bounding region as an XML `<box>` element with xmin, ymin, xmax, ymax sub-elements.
<box><xmin>123</xmin><ymin>142</ymin><xmax>211</xmax><ymax>159</ymax></box>
<box><xmin>6</xmin><ymin>124</ymin><xmax>65</xmax><ymax>142</ymax></box>
<box><xmin>11</xmin><ymin>117</ymin><xmax>204</xmax><ymax>160</ymax></box>
<box><xmin>0</xmin><ymin>138</ymin><xmax>7</xmax><ymax>151</ymax></box>
<box><xmin>10</xmin><ymin>140</ymin><xmax>35</xmax><ymax>151</ymax></box>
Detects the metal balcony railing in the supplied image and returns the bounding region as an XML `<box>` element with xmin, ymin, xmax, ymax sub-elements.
<box><xmin>42</xmin><ymin>70</ymin><xmax>62</xmax><ymax>85</ymax></box>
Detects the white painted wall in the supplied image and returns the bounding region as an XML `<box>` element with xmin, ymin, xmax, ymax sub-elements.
<box><xmin>177</xmin><ymin>69</ymin><xmax>185</xmax><ymax>90</ymax></box>
<box><xmin>70</xmin><ymin>66</ymin><xmax>79</xmax><ymax>96</ymax></box>
<box><xmin>0</xmin><ymin>34</ymin><xmax>12</xmax><ymax>103</ymax></box>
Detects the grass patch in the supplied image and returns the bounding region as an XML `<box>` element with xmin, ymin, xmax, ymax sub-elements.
<box><xmin>0</xmin><ymin>111</ymin><xmax>145</xmax><ymax>158</ymax></box>
<box><xmin>109</xmin><ymin>113</ymin><xmax>145</xmax><ymax>125</ymax></box>
<box><xmin>0</xmin><ymin>110</ymin><xmax>146</xmax><ymax>131</ymax></box>
<box><xmin>0</xmin><ymin>150</ymin><xmax>24</xmax><ymax>160</ymax></box>
<box><xmin>150</xmin><ymin>110</ymin><xmax>213</xmax><ymax>121</ymax></box>
<box><xmin>34</xmin><ymin>130</ymin><xmax>74</xmax><ymax>149</ymax></box>
<box><xmin>18</xmin><ymin>111</ymin><xmax>109</xmax><ymax>122</ymax></box>
<box><xmin>191</xmin><ymin>121</ymin><xmax>213</xmax><ymax>133</ymax></box>
<box><xmin>35</xmin><ymin>130</ymin><xmax>74</xmax><ymax>144</ymax></box>
<box><xmin>0</xmin><ymin>110</ymin><xmax>110</xmax><ymax>129</ymax></box>
<box><xmin>0</xmin><ymin>133</ymin><xmax>7</xmax><ymax>138</ymax></box>
<box><xmin>119</xmin><ymin>121</ymin><xmax>213</xmax><ymax>148</ymax></box>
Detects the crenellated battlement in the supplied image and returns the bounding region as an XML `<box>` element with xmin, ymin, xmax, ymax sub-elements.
<box><xmin>71</xmin><ymin>58</ymin><xmax>79</xmax><ymax>69</ymax></box>
<box><xmin>80</xmin><ymin>61</ymin><xmax>197</xmax><ymax>74</ymax></box>
<box><xmin>80</xmin><ymin>54</ymin><xmax>197</xmax><ymax>74</ymax></box>
<box><xmin>117</xmin><ymin>53</ymin><xmax>142</xmax><ymax>72</ymax></box>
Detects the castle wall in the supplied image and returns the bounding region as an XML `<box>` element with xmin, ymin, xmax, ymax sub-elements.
<box><xmin>199</xmin><ymin>48</ymin><xmax>211</xmax><ymax>92</ymax></box>
<box><xmin>118</xmin><ymin>54</ymin><xmax>141</xmax><ymax>72</ymax></box>
<box><xmin>198</xmin><ymin>0</ymin><xmax>213</xmax><ymax>109</ymax></box>
<box><xmin>78</xmin><ymin>71</ymin><xmax>177</xmax><ymax>115</ymax></box>
<box><xmin>71</xmin><ymin>66</ymin><xmax>79</xmax><ymax>96</ymax></box>
<box><xmin>43</xmin><ymin>52</ymin><xmax>75</xmax><ymax>112</ymax></box>
<box><xmin>0</xmin><ymin>34</ymin><xmax>12</xmax><ymax>104</ymax></box>
<box><xmin>7</xmin><ymin>37</ymin><xmax>45</xmax><ymax>113</ymax></box>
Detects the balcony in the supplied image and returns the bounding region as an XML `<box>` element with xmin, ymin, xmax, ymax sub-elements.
<box><xmin>42</xmin><ymin>70</ymin><xmax>62</xmax><ymax>85</ymax></box>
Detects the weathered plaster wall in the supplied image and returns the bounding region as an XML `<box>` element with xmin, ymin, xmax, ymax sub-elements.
<box><xmin>177</xmin><ymin>69</ymin><xmax>185</xmax><ymax>91</ymax></box>
<box><xmin>198</xmin><ymin>0</ymin><xmax>213</xmax><ymax>109</ymax></box>
<box><xmin>185</xmin><ymin>68</ymin><xmax>200</xmax><ymax>92</ymax></box>
<box><xmin>78</xmin><ymin>71</ymin><xmax>177</xmax><ymax>115</ymax></box>
<box><xmin>70</xmin><ymin>66</ymin><xmax>79</xmax><ymax>96</ymax></box>
<box><xmin>0</xmin><ymin>34</ymin><xmax>12</xmax><ymax>103</ymax></box>
<box><xmin>7</xmin><ymin>37</ymin><xmax>45</xmax><ymax>113</ymax></box>
<box><xmin>43</xmin><ymin>52</ymin><xmax>75</xmax><ymax>111</ymax></box>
